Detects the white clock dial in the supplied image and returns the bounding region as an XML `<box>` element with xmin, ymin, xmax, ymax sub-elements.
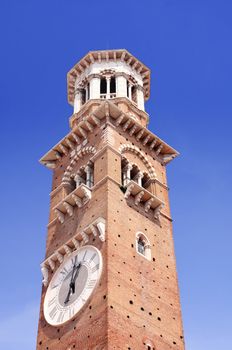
<box><xmin>44</xmin><ymin>245</ymin><xmax>102</xmax><ymax>326</ymax></box>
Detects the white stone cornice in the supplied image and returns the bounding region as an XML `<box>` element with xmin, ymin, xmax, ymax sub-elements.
<box><xmin>40</xmin><ymin>100</ymin><xmax>179</xmax><ymax>169</ymax></box>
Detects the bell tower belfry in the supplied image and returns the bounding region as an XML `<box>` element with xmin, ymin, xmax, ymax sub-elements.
<box><xmin>37</xmin><ymin>49</ymin><xmax>185</xmax><ymax>350</ymax></box>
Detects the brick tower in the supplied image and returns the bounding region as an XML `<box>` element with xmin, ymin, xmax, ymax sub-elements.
<box><xmin>37</xmin><ymin>49</ymin><xmax>185</xmax><ymax>350</ymax></box>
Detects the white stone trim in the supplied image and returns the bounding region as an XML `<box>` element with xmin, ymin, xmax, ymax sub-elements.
<box><xmin>135</xmin><ymin>232</ymin><xmax>151</xmax><ymax>261</ymax></box>
<box><xmin>62</xmin><ymin>146</ymin><xmax>96</xmax><ymax>185</ymax></box>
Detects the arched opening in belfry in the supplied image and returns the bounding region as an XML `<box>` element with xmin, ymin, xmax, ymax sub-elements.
<box><xmin>110</xmin><ymin>76</ymin><xmax>116</xmax><ymax>94</ymax></box>
<box><xmin>81</xmin><ymin>88</ymin><xmax>86</xmax><ymax>105</ymax></box>
<box><xmin>127</xmin><ymin>81</ymin><xmax>130</xmax><ymax>98</ymax></box>
<box><xmin>132</xmin><ymin>85</ymin><xmax>137</xmax><ymax>104</ymax></box>
<box><xmin>100</xmin><ymin>78</ymin><xmax>107</xmax><ymax>95</ymax></box>
<box><xmin>131</xmin><ymin>164</ymin><xmax>140</xmax><ymax>182</ymax></box>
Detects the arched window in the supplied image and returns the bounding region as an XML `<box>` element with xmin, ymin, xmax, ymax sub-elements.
<box><xmin>73</xmin><ymin>162</ymin><xmax>94</xmax><ymax>189</ymax></box>
<box><xmin>138</xmin><ymin>237</ymin><xmax>145</xmax><ymax>255</ymax></box>
<box><xmin>110</xmin><ymin>77</ymin><xmax>116</xmax><ymax>94</ymax></box>
<box><xmin>81</xmin><ymin>88</ymin><xmax>86</xmax><ymax>105</ymax></box>
<box><xmin>100</xmin><ymin>78</ymin><xmax>107</xmax><ymax>97</ymax></box>
<box><xmin>136</xmin><ymin>232</ymin><xmax>151</xmax><ymax>261</ymax></box>
<box><xmin>132</xmin><ymin>85</ymin><xmax>137</xmax><ymax>104</ymax></box>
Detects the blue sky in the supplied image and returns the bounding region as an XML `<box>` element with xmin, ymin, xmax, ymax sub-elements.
<box><xmin>0</xmin><ymin>0</ymin><xmax>232</xmax><ymax>349</ymax></box>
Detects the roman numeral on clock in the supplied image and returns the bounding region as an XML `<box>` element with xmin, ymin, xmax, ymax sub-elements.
<box><xmin>90</xmin><ymin>253</ymin><xmax>96</xmax><ymax>262</ymax></box>
<box><xmin>87</xmin><ymin>279</ymin><xmax>97</xmax><ymax>289</ymax></box>
<box><xmin>82</xmin><ymin>250</ymin><xmax>88</xmax><ymax>262</ymax></box>
<box><xmin>48</xmin><ymin>296</ymin><xmax>56</xmax><ymax>307</ymax></box>
<box><xmin>57</xmin><ymin>311</ymin><xmax>65</xmax><ymax>323</ymax></box>
<box><xmin>69</xmin><ymin>307</ymin><xmax>75</xmax><ymax>319</ymax></box>
<box><xmin>49</xmin><ymin>306</ymin><xmax>58</xmax><ymax>320</ymax></box>
<box><xmin>91</xmin><ymin>264</ymin><xmax>99</xmax><ymax>273</ymax></box>
<box><xmin>60</xmin><ymin>267</ymin><xmax>68</xmax><ymax>275</ymax></box>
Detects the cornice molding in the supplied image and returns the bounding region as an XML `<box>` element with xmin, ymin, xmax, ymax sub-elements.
<box><xmin>40</xmin><ymin>100</ymin><xmax>179</xmax><ymax>169</ymax></box>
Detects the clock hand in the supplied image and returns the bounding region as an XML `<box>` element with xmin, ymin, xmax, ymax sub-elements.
<box><xmin>64</xmin><ymin>262</ymin><xmax>77</xmax><ymax>304</ymax></box>
<box><xmin>71</xmin><ymin>263</ymin><xmax>81</xmax><ymax>294</ymax></box>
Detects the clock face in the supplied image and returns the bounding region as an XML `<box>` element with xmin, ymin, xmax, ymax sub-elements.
<box><xmin>44</xmin><ymin>245</ymin><xmax>102</xmax><ymax>326</ymax></box>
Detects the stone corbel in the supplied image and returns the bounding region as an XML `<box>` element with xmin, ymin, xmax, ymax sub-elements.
<box><xmin>55</xmin><ymin>151</ymin><xmax>62</xmax><ymax>160</ymax></box>
<box><xmin>48</xmin><ymin>259</ymin><xmax>55</xmax><ymax>271</ymax></box>
<box><xmin>129</xmin><ymin>124</ymin><xmax>137</xmax><ymax>136</ymax></box>
<box><xmin>145</xmin><ymin>197</ymin><xmax>154</xmax><ymax>212</ymax></box>
<box><xmin>64</xmin><ymin>245</ymin><xmax>72</xmax><ymax>256</ymax></box>
<box><xmin>124</xmin><ymin>184</ymin><xmax>134</xmax><ymax>199</ymax></box>
<box><xmin>90</xmin><ymin>224</ymin><xmax>98</xmax><ymax>237</ymax></box>
<box><xmin>72</xmin><ymin>193</ymin><xmax>82</xmax><ymax>208</ymax></box>
<box><xmin>96</xmin><ymin>221</ymin><xmax>106</xmax><ymax>242</ymax></box>
<box><xmin>143</xmin><ymin>135</ymin><xmax>150</xmax><ymax>146</ymax></box>
<box><xmin>154</xmin><ymin>204</ymin><xmax>164</xmax><ymax>220</ymax></box>
<box><xmin>80</xmin><ymin>231</ymin><xmax>89</xmax><ymax>243</ymax></box>
<box><xmin>59</xmin><ymin>144</ymin><xmax>68</xmax><ymax>155</ymax></box>
<box><xmin>150</xmin><ymin>139</ymin><xmax>157</xmax><ymax>150</ymax></box>
<box><xmin>55</xmin><ymin>209</ymin><xmax>65</xmax><ymax>224</ymax></box>
<box><xmin>72</xmin><ymin>237</ymin><xmax>80</xmax><ymax>249</ymax></box>
<box><xmin>56</xmin><ymin>252</ymin><xmax>64</xmax><ymax>263</ymax></box>
<box><xmin>44</xmin><ymin>161</ymin><xmax>56</xmax><ymax>169</ymax></box>
<box><xmin>41</xmin><ymin>264</ymin><xmax>49</xmax><ymax>287</ymax></box>
<box><xmin>161</xmin><ymin>154</ymin><xmax>175</xmax><ymax>163</ymax></box>
<box><xmin>136</xmin><ymin>129</ymin><xmax>144</xmax><ymax>141</ymax></box>
<box><xmin>135</xmin><ymin>191</ymin><xmax>144</xmax><ymax>205</ymax></box>
<box><xmin>82</xmin><ymin>187</ymin><xmax>92</xmax><ymax>203</ymax></box>
<box><xmin>91</xmin><ymin>114</ymin><xmax>101</xmax><ymax>126</ymax></box>
<box><xmin>66</xmin><ymin>139</ymin><xmax>75</xmax><ymax>150</ymax></box>
<box><xmin>63</xmin><ymin>202</ymin><xmax>74</xmax><ymax>217</ymax></box>
<box><xmin>116</xmin><ymin>114</ymin><xmax>124</xmax><ymax>126</ymax></box>
<box><xmin>155</xmin><ymin>144</ymin><xmax>163</xmax><ymax>156</ymax></box>
<box><xmin>123</xmin><ymin>119</ymin><xmax>131</xmax><ymax>131</ymax></box>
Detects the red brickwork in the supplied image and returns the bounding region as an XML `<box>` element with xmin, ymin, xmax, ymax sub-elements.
<box><xmin>36</xmin><ymin>100</ymin><xmax>185</xmax><ymax>350</ymax></box>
